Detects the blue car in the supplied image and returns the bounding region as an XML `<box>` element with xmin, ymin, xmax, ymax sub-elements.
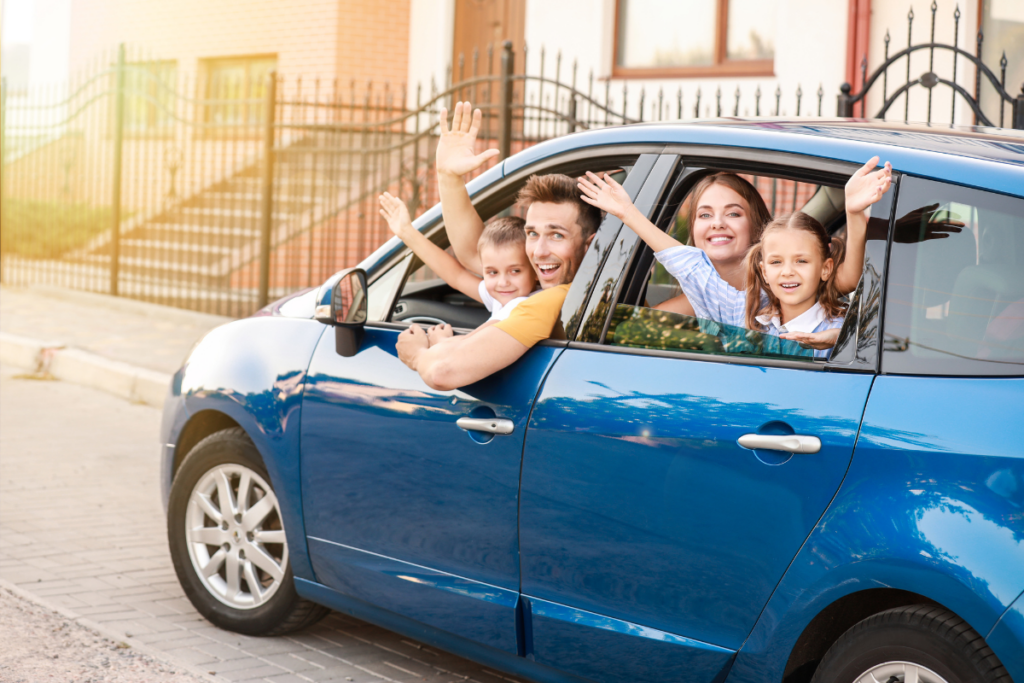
<box><xmin>161</xmin><ymin>119</ymin><xmax>1024</xmax><ymax>683</ymax></box>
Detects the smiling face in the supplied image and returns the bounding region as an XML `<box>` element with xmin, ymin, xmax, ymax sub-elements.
<box><xmin>690</xmin><ymin>183</ymin><xmax>755</xmax><ymax>267</ymax></box>
<box><xmin>479</xmin><ymin>242</ymin><xmax>536</xmax><ymax>305</ymax></box>
<box><xmin>760</xmin><ymin>228</ymin><xmax>834</xmax><ymax>321</ymax></box>
<box><xmin>524</xmin><ymin>202</ymin><xmax>594</xmax><ymax>288</ymax></box>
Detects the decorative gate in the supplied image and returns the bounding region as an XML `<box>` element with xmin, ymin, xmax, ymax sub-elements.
<box><xmin>837</xmin><ymin>2</ymin><xmax>1024</xmax><ymax>129</ymax></box>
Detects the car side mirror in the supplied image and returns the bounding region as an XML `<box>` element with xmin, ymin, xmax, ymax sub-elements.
<box><xmin>315</xmin><ymin>268</ymin><xmax>367</xmax><ymax>357</ymax></box>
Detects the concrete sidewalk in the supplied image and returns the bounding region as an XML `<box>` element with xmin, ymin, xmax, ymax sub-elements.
<box><xmin>0</xmin><ymin>285</ymin><xmax>232</xmax><ymax>407</ymax></box>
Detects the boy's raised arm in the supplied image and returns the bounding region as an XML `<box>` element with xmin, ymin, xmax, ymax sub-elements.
<box><xmin>379</xmin><ymin>193</ymin><xmax>483</xmax><ymax>302</ymax></box>
<box><xmin>837</xmin><ymin>157</ymin><xmax>892</xmax><ymax>294</ymax></box>
<box><xmin>436</xmin><ymin>102</ymin><xmax>500</xmax><ymax>275</ymax></box>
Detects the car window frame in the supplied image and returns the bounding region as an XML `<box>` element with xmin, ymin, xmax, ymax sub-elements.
<box><xmin>569</xmin><ymin>149</ymin><xmax>895</xmax><ymax>373</ymax></box>
<box><xmin>365</xmin><ymin>144</ymin><xmax>666</xmax><ymax>336</ymax></box>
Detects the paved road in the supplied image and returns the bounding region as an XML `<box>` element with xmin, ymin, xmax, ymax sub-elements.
<box><xmin>0</xmin><ymin>364</ymin><xmax>520</xmax><ymax>683</ymax></box>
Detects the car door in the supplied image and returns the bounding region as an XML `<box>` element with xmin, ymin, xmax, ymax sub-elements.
<box><xmin>517</xmin><ymin>154</ymin><xmax>894</xmax><ymax>683</ymax></box>
<box><xmin>299</xmin><ymin>153</ymin><xmax>660</xmax><ymax>654</ymax></box>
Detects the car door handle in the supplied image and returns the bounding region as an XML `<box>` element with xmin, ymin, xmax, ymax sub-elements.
<box><xmin>738</xmin><ymin>434</ymin><xmax>821</xmax><ymax>454</ymax></box>
<box><xmin>456</xmin><ymin>417</ymin><xmax>515</xmax><ymax>435</ymax></box>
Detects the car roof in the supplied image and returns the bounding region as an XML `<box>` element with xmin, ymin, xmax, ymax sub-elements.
<box><xmin>502</xmin><ymin>118</ymin><xmax>1024</xmax><ymax>199</ymax></box>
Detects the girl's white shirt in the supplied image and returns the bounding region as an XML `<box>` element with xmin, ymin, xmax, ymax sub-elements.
<box><xmin>478</xmin><ymin>280</ymin><xmax>530</xmax><ymax>321</ymax></box>
<box><xmin>754</xmin><ymin>302</ymin><xmax>844</xmax><ymax>359</ymax></box>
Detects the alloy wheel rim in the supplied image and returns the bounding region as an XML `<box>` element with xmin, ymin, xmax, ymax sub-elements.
<box><xmin>185</xmin><ymin>464</ymin><xmax>288</xmax><ymax>610</ymax></box>
<box><xmin>853</xmin><ymin>661</ymin><xmax>950</xmax><ymax>683</ymax></box>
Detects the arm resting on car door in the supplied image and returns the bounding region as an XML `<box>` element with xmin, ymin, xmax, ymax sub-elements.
<box><xmin>397</xmin><ymin>324</ymin><xmax>529</xmax><ymax>391</ymax></box>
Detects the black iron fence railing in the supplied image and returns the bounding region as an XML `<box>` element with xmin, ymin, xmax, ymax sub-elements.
<box><xmin>2</xmin><ymin>13</ymin><xmax>1020</xmax><ymax>318</ymax></box>
<box><xmin>838</xmin><ymin>2</ymin><xmax>1024</xmax><ymax>128</ymax></box>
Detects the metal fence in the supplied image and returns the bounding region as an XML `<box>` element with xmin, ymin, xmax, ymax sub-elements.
<box><xmin>1</xmin><ymin>42</ymin><xmax>648</xmax><ymax>317</ymax></box>
<box><xmin>838</xmin><ymin>3</ymin><xmax>1024</xmax><ymax>128</ymax></box>
<box><xmin>2</xmin><ymin>17</ymin><xmax>1021</xmax><ymax>318</ymax></box>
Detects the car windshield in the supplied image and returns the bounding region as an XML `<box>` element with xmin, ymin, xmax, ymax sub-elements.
<box><xmin>606</xmin><ymin>304</ymin><xmax>814</xmax><ymax>360</ymax></box>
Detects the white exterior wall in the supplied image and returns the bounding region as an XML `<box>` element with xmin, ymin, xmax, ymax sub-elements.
<box><xmin>404</xmin><ymin>0</ymin><xmax>994</xmax><ymax>126</ymax></box>
<box><xmin>531</xmin><ymin>0</ymin><xmax>851</xmax><ymax>120</ymax></box>
<box><xmin>29</xmin><ymin>0</ymin><xmax>72</xmax><ymax>86</ymax></box>
<box><xmin>407</xmin><ymin>0</ymin><xmax>456</xmax><ymax>104</ymax></box>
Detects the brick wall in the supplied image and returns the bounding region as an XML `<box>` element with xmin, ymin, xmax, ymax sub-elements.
<box><xmin>336</xmin><ymin>0</ymin><xmax>411</xmax><ymax>88</ymax></box>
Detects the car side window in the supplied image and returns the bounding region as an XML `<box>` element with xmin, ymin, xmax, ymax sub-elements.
<box><xmin>600</xmin><ymin>168</ymin><xmax>858</xmax><ymax>364</ymax></box>
<box><xmin>882</xmin><ymin>177</ymin><xmax>1024</xmax><ymax>376</ymax></box>
<box><xmin>383</xmin><ymin>160</ymin><xmax>637</xmax><ymax>329</ymax></box>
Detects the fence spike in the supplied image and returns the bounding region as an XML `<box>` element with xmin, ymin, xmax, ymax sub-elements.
<box><xmin>817</xmin><ymin>84</ymin><xmax>824</xmax><ymax>116</ymax></box>
<box><xmin>677</xmin><ymin>87</ymin><xmax>683</xmax><ymax>119</ymax></box>
<box><xmin>774</xmin><ymin>85</ymin><xmax>782</xmax><ymax>116</ymax></box>
<box><xmin>734</xmin><ymin>85</ymin><xmax>740</xmax><ymax>116</ymax></box>
<box><xmin>694</xmin><ymin>87</ymin><xmax>702</xmax><ymax>118</ymax></box>
<box><xmin>796</xmin><ymin>84</ymin><xmax>803</xmax><ymax>116</ymax></box>
<box><xmin>715</xmin><ymin>86</ymin><xmax>721</xmax><ymax>117</ymax></box>
<box><xmin>974</xmin><ymin>29</ymin><xmax>983</xmax><ymax>124</ymax></box>
<box><xmin>605</xmin><ymin>79</ymin><xmax>611</xmax><ymax>126</ymax></box>
<box><xmin>755</xmin><ymin>85</ymin><xmax>761</xmax><ymax>116</ymax></box>
<box><xmin>905</xmin><ymin>6</ymin><xmax>914</xmax><ymax>122</ymax></box>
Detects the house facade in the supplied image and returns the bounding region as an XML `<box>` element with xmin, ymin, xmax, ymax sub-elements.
<box><xmin>54</xmin><ymin>0</ymin><xmax>1021</xmax><ymax>127</ymax></box>
<box><xmin>409</xmin><ymin>0</ymin><xmax>1021</xmax><ymax>127</ymax></box>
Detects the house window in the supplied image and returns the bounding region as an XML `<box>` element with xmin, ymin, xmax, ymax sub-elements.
<box><xmin>614</xmin><ymin>0</ymin><xmax>776</xmax><ymax>78</ymax></box>
<box><xmin>203</xmin><ymin>55</ymin><xmax>277</xmax><ymax>126</ymax></box>
<box><xmin>125</xmin><ymin>61</ymin><xmax>176</xmax><ymax>133</ymax></box>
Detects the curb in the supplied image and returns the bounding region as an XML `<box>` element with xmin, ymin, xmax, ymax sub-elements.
<box><xmin>0</xmin><ymin>332</ymin><xmax>171</xmax><ymax>409</ymax></box>
<box><xmin>0</xmin><ymin>578</ymin><xmax>225</xmax><ymax>683</ymax></box>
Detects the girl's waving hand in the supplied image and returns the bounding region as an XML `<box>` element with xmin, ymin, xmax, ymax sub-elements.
<box><xmin>835</xmin><ymin>156</ymin><xmax>892</xmax><ymax>294</ymax></box>
<box><xmin>846</xmin><ymin>156</ymin><xmax>892</xmax><ymax>216</ymax></box>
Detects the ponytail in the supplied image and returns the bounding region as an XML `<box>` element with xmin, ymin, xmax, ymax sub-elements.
<box><xmin>818</xmin><ymin>236</ymin><xmax>848</xmax><ymax>321</ymax></box>
<box><xmin>744</xmin><ymin>242</ymin><xmax>777</xmax><ymax>331</ymax></box>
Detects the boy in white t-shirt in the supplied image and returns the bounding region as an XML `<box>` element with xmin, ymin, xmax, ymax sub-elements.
<box><xmin>379</xmin><ymin>192</ymin><xmax>536</xmax><ymax>323</ymax></box>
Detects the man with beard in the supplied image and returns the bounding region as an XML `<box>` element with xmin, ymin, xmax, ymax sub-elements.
<box><xmin>396</xmin><ymin>102</ymin><xmax>601</xmax><ymax>390</ymax></box>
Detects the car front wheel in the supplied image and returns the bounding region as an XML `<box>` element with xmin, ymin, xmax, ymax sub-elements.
<box><xmin>167</xmin><ymin>427</ymin><xmax>327</xmax><ymax>635</ymax></box>
<box><xmin>812</xmin><ymin>604</ymin><xmax>1011</xmax><ymax>683</ymax></box>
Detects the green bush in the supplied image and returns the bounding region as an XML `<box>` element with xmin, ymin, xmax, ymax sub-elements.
<box><xmin>0</xmin><ymin>199</ymin><xmax>115</xmax><ymax>258</ymax></box>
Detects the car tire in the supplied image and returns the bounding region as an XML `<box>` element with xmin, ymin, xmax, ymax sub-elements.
<box><xmin>167</xmin><ymin>427</ymin><xmax>328</xmax><ymax>636</ymax></box>
<box><xmin>811</xmin><ymin>604</ymin><xmax>1011</xmax><ymax>683</ymax></box>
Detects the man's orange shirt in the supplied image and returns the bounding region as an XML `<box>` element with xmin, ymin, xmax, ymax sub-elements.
<box><xmin>493</xmin><ymin>284</ymin><xmax>570</xmax><ymax>347</ymax></box>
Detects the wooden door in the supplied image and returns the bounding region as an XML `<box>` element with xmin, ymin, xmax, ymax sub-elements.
<box><xmin>452</xmin><ymin>0</ymin><xmax>525</xmax><ymax>79</ymax></box>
